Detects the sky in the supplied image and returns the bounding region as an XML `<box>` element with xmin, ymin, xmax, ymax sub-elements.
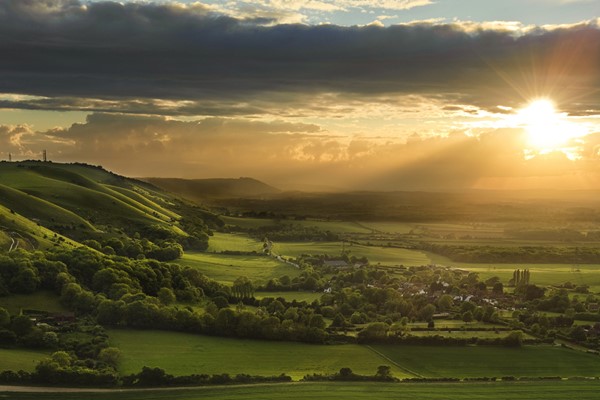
<box><xmin>0</xmin><ymin>0</ymin><xmax>599</xmax><ymax>191</ymax></box>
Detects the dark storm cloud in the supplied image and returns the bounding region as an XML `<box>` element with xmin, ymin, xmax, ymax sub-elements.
<box><xmin>0</xmin><ymin>0</ymin><xmax>599</xmax><ymax>115</ymax></box>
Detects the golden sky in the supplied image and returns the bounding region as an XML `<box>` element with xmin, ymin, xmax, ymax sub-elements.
<box><xmin>0</xmin><ymin>1</ymin><xmax>599</xmax><ymax>190</ymax></box>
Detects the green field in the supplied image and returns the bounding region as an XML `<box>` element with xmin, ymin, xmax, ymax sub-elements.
<box><xmin>428</xmin><ymin>253</ymin><xmax>600</xmax><ymax>290</ymax></box>
<box><xmin>207</xmin><ymin>232</ymin><xmax>264</xmax><ymax>253</ymax></box>
<box><xmin>371</xmin><ymin>344</ymin><xmax>600</xmax><ymax>378</ymax></box>
<box><xmin>221</xmin><ymin>216</ymin><xmax>276</xmax><ymax>229</ymax></box>
<box><xmin>273</xmin><ymin>242</ymin><xmax>432</xmax><ymax>266</ymax></box>
<box><xmin>177</xmin><ymin>252</ymin><xmax>300</xmax><ymax>285</ymax></box>
<box><xmin>290</xmin><ymin>220</ymin><xmax>372</xmax><ymax>234</ymax></box>
<box><xmin>4</xmin><ymin>381</ymin><xmax>600</xmax><ymax>400</ymax></box>
<box><xmin>0</xmin><ymin>348</ymin><xmax>50</xmax><ymax>372</ymax></box>
<box><xmin>254</xmin><ymin>291</ymin><xmax>323</xmax><ymax>303</ymax></box>
<box><xmin>0</xmin><ymin>291</ymin><xmax>68</xmax><ymax>315</ymax></box>
<box><xmin>221</xmin><ymin>216</ymin><xmax>373</xmax><ymax>234</ymax></box>
<box><xmin>108</xmin><ymin>329</ymin><xmax>408</xmax><ymax>380</ymax></box>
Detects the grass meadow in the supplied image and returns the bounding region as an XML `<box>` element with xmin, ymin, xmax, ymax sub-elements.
<box><xmin>4</xmin><ymin>381</ymin><xmax>600</xmax><ymax>400</ymax></box>
<box><xmin>0</xmin><ymin>348</ymin><xmax>49</xmax><ymax>372</ymax></box>
<box><xmin>371</xmin><ymin>344</ymin><xmax>600</xmax><ymax>378</ymax></box>
<box><xmin>207</xmin><ymin>232</ymin><xmax>264</xmax><ymax>253</ymax></box>
<box><xmin>177</xmin><ymin>252</ymin><xmax>300</xmax><ymax>285</ymax></box>
<box><xmin>107</xmin><ymin>329</ymin><xmax>408</xmax><ymax>380</ymax></box>
<box><xmin>273</xmin><ymin>242</ymin><xmax>431</xmax><ymax>266</ymax></box>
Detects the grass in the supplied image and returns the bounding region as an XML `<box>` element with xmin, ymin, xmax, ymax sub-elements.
<box><xmin>272</xmin><ymin>242</ymin><xmax>432</xmax><ymax>266</ymax></box>
<box><xmin>207</xmin><ymin>233</ymin><xmax>264</xmax><ymax>253</ymax></box>
<box><xmin>0</xmin><ymin>348</ymin><xmax>49</xmax><ymax>372</ymax></box>
<box><xmin>428</xmin><ymin>253</ymin><xmax>600</xmax><ymax>289</ymax></box>
<box><xmin>221</xmin><ymin>216</ymin><xmax>276</xmax><ymax>229</ymax></box>
<box><xmin>371</xmin><ymin>344</ymin><xmax>600</xmax><ymax>378</ymax></box>
<box><xmin>0</xmin><ymin>162</ymin><xmax>181</xmax><ymax>241</ymax></box>
<box><xmin>254</xmin><ymin>291</ymin><xmax>323</xmax><ymax>303</ymax></box>
<box><xmin>177</xmin><ymin>252</ymin><xmax>300</xmax><ymax>285</ymax></box>
<box><xmin>0</xmin><ymin>291</ymin><xmax>68</xmax><ymax>315</ymax></box>
<box><xmin>290</xmin><ymin>220</ymin><xmax>373</xmax><ymax>234</ymax></box>
<box><xmin>221</xmin><ymin>217</ymin><xmax>373</xmax><ymax>234</ymax></box>
<box><xmin>4</xmin><ymin>381</ymin><xmax>600</xmax><ymax>400</ymax></box>
<box><xmin>107</xmin><ymin>329</ymin><xmax>409</xmax><ymax>380</ymax></box>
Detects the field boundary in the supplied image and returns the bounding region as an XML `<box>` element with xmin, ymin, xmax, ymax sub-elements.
<box><xmin>364</xmin><ymin>345</ymin><xmax>423</xmax><ymax>378</ymax></box>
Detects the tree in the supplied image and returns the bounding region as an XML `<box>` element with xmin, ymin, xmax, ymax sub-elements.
<box><xmin>503</xmin><ymin>331</ymin><xmax>523</xmax><ymax>347</ymax></box>
<box><xmin>10</xmin><ymin>267</ymin><xmax>40</xmax><ymax>293</ymax></box>
<box><xmin>99</xmin><ymin>347</ymin><xmax>122</xmax><ymax>368</ymax></box>
<box><xmin>437</xmin><ymin>294</ymin><xmax>453</xmax><ymax>311</ymax></box>
<box><xmin>376</xmin><ymin>365</ymin><xmax>393</xmax><ymax>380</ymax></box>
<box><xmin>11</xmin><ymin>315</ymin><xmax>33</xmax><ymax>337</ymax></box>
<box><xmin>338</xmin><ymin>367</ymin><xmax>354</xmax><ymax>378</ymax></box>
<box><xmin>462</xmin><ymin>311</ymin><xmax>473</xmax><ymax>324</ymax></box>
<box><xmin>357</xmin><ymin>322</ymin><xmax>389</xmax><ymax>341</ymax></box>
<box><xmin>0</xmin><ymin>307</ymin><xmax>9</xmax><ymax>327</ymax></box>
<box><xmin>157</xmin><ymin>287</ymin><xmax>176</xmax><ymax>305</ymax></box>
<box><xmin>418</xmin><ymin>304</ymin><xmax>436</xmax><ymax>322</ymax></box>
<box><xmin>331</xmin><ymin>313</ymin><xmax>347</xmax><ymax>328</ymax></box>
<box><xmin>492</xmin><ymin>282</ymin><xmax>504</xmax><ymax>294</ymax></box>
<box><xmin>232</xmin><ymin>277</ymin><xmax>254</xmax><ymax>299</ymax></box>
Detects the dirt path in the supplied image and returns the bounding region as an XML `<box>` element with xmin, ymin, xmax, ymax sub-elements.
<box><xmin>9</xmin><ymin>236</ymin><xmax>18</xmax><ymax>252</ymax></box>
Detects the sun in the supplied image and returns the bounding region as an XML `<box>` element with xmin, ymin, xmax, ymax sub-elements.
<box><xmin>519</xmin><ymin>99</ymin><xmax>568</xmax><ymax>150</ymax></box>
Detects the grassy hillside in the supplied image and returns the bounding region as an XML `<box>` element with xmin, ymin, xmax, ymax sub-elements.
<box><xmin>0</xmin><ymin>161</ymin><xmax>190</xmax><ymax>248</ymax></box>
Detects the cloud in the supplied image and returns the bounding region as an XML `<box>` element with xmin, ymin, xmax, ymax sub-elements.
<box><xmin>0</xmin><ymin>1</ymin><xmax>598</xmax><ymax>118</ymax></box>
<box><xmin>2</xmin><ymin>113</ymin><xmax>599</xmax><ymax>190</ymax></box>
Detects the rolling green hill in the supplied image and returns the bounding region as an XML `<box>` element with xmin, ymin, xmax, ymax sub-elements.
<box><xmin>0</xmin><ymin>161</ymin><xmax>206</xmax><ymax>250</ymax></box>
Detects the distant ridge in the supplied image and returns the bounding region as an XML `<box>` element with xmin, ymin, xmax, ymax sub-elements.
<box><xmin>143</xmin><ymin>177</ymin><xmax>280</xmax><ymax>201</ymax></box>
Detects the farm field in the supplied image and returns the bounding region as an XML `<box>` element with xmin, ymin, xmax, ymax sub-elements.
<box><xmin>0</xmin><ymin>348</ymin><xmax>50</xmax><ymax>372</ymax></box>
<box><xmin>207</xmin><ymin>232</ymin><xmax>264</xmax><ymax>253</ymax></box>
<box><xmin>4</xmin><ymin>381</ymin><xmax>600</xmax><ymax>400</ymax></box>
<box><xmin>221</xmin><ymin>216</ymin><xmax>277</xmax><ymax>229</ymax></box>
<box><xmin>254</xmin><ymin>291</ymin><xmax>323</xmax><ymax>303</ymax></box>
<box><xmin>107</xmin><ymin>330</ymin><xmax>408</xmax><ymax>380</ymax></box>
<box><xmin>272</xmin><ymin>242</ymin><xmax>432</xmax><ymax>266</ymax></box>
<box><xmin>177</xmin><ymin>252</ymin><xmax>300</xmax><ymax>285</ymax></box>
<box><xmin>428</xmin><ymin>253</ymin><xmax>600</xmax><ymax>290</ymax></box>
<box><xmin>371</xmin><ymin>344</ymin><xmax>600</xmax><ymax>378</ymax></box>
<box><xmin>0</xmin><ymin>291</ymin><xmax>68</xmax><ymax>314</ymax></box>
<box><xmin>221</xmin><ymin>216</ymin><xmax>373</xmax><ymax>234</ymax></box>
<box><xmin>357</xmin><ymin>221</ymin><xmax>507</xmax><ymax>238</ymax></box>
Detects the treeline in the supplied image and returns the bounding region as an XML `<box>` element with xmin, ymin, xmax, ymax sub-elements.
<box><xmin>0</xmin><ymin>363</ymin><xmax>291</xmax><ymax>388</ymax></box>
<box><xmin>302</xmin><ymin>366</ymin><xmax>397</xmax><ymax>382</ymax></box>
<box><xmin>122</xmin><ymin>367</ymin><xmax>291</xmax><ymax>387</ymax></box>
<box><xmin>420</xmin><ymin>243</ymin><xmax>600</xmax><ymax>263</ymax></box>
<box><xmin>230</xmin><ymin>223</ymin><xmax>339</xmax><ymax>242</ymax></box>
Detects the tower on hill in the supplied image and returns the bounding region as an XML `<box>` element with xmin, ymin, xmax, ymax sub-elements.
<box><xmin>43</xmin><ymin>150</ymin><xmax>47</xmax><ymax>162</ymax></box>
